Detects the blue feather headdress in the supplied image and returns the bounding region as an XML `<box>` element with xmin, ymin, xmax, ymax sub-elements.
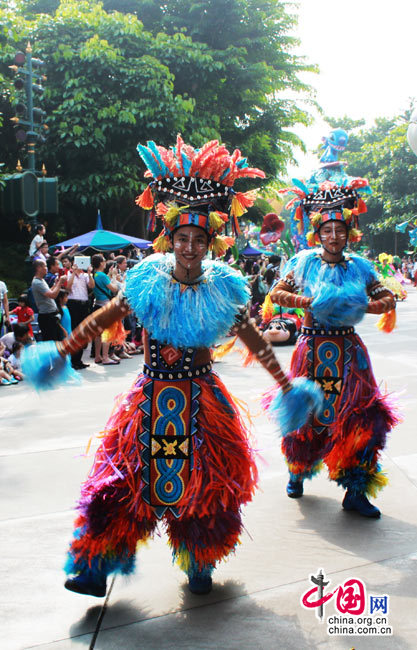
<box><xmin>135</xmin><ymin>135</ymin><xmax>265</xmax><ymax>257</ymax></box>
<box><xmin>278</xmin><ymin>127</ymin><xmax>371</xmax><ymax>251</ymax></box>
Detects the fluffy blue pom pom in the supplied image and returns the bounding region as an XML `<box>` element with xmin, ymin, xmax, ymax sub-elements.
<box><xmin>268</xmin><ymin>378</ymin><xmax>324</xmax><ymax>436</ymax></box>
<box><xmin>21</xmin><ymin>341</ymin><xmax>80</xmax><ymax>391</ymax></box>
<box><xmin>310</xmin><ymin>281</ymin><xmax>368</xmax><ymax>327</ymax></box>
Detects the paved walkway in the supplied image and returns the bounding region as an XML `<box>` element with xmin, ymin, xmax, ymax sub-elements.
<box><xmin>1</xmin><ymin>288</ymin><xmax>416</xmax><ymax>649</ymax></box>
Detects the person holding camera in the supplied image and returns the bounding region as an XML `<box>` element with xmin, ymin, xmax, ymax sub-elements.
<box><xmin>66</xmin><ymin>262</ymin><xmax>95</xmax><ymax>369</ymax></box>
<box><xmin>91</xmin><ymin>254</ymin><xmax>118</xmax><ymax>365</ymax></box>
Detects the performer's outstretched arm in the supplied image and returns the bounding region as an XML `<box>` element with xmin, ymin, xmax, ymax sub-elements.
<box><xmin>234</xmin><ymin>309</ymin><xmax>292</xmax><ymax>392</ymax></box>
<box><xmin>233</xmin><ymin>307</ymin><xmax>322</xmax><ymax>435</ymax></box>
<box><xmin>270</xmin><ymin>274</ymin><xmax>312</xmax><ymax>310</ymax></box>
<box><xmin>366</xmin><ymin>282</ymin><xmax>396</xmax><ymax>314</ymax></box>
<box><xmin>57</xmin><ymin>294</ymin><xmax>130</xmax><ymax>356</ymax></box>
<box><xmin>22</xmin><ymin>294</ymin><xmax>131</xmax><ymax>389</ymax></box>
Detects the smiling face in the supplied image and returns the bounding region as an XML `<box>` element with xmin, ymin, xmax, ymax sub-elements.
<box><xmin>263</xmin><ymin>318</ymin><xmax>291</xmax><ymax>344</ymax></box>
<box><xmin>318</xmin><ymin>221</ymin><xmax>348</xmax><ymax>257</ymax></box>
<box><xmin>172</xmin><ymin>226</ymin><xmax>208</xmax><ymax>277</ymax></box>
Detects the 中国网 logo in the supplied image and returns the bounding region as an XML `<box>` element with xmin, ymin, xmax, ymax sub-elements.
<box><xmin>300</xmin><ymin>568</ymin><xmax>393</xmax><ymax>636</ymax></box>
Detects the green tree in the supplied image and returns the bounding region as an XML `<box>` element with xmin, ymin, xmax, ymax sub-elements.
<box><xmin>0</xmin><ymin>0</ymin><xmax>316</xmax><ymax>241</ymax></box>
<box><xmin>103</xmin><ymin>0</ymin><xmax>317</xmax><ymax>176</ymax></box>
<box><xmin>0</xmin><ymin>1</ymin><xmax>207</xmax><ymax>236</ymax></box>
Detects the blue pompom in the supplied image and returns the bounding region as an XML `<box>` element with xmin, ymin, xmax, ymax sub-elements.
<box><xmin>310</xmin><ymin>281</ymin><xmax>368</xmax><ymax>327</ymax></box>
<box><xmin>268</xmin><ymin>378</ymin><xmax>323</xmax><ymax>437</ymax></box>
<box><xmin>21</xmin><ymin>341</ymin><xmax>80</xmax><ymax>391</ymax></box>
<box><xmin>284</xmin><ymin>250</ymin><xmax>379</xmax><ymax>329</ymax></box>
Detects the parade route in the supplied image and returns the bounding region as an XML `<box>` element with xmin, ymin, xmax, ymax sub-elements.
<box><xmin>1</xmin><ymin>288</ymin><xmax>416</xmax><ymax>650</ymax></box>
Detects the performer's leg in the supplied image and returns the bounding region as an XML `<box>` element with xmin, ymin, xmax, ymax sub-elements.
<box><xmin>166</xmin><ymin>508</ymin><xmax>243</xmax><ymax>594</ymax></box>
<box><xmin>65</xmin><ymin>484</ymin><xmax>158</xmax><ymax>596</ymax></box>
<box><xmin>281</xmin><ymin>428</ymin><xmax>329</xmax><ymax>497</ymax></box>
<box><xmin>324</xmin><ymin>400</ymin><xmax>392</xmax><ymax>518</ymax></box>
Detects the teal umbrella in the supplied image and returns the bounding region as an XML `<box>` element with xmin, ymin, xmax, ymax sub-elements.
<box><xmin>55</xmin><ymin>229</ymin><xmax>151</xmax><ymax>251</ymax></box>
<box><xmin>54</xmin><ymin>214</ymin><xmax>151</xmax><ymax>251</ymax></box>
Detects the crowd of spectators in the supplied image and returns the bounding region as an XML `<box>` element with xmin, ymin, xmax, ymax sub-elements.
<box><xmin>1</xmin><ymin>224</ymin><xmax>417</xmax><ymax>387</ymax></box>
<box><xmin>401</xmin><ymin>256</ymin><xmax>417</xmax><ymax>285</ymax></box>
<box><xmin>235</xmin><ymin>253</ymin><xmax>283</xmax><ymax>320</ymax></box>
<box><xmin>0</xmin><ymin>224</ymin><xmax>148</xmax><ymax>386</ymax></box>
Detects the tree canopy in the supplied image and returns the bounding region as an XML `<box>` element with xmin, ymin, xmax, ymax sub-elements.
<box><xmin>0</xmin><ymin>0</ymin><xmax>316</xmax><ymax>239</ymax></box>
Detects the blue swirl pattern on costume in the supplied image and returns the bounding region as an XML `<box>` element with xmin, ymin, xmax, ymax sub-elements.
<box><xmin>124</xmin><ymin>254</ymin><xmax>250</xmax><ymax>349</ymax></box>
<box><xmin>283</xmin><ymin>249</ymin><xmax>377</xmax><ymax>327</ymax></box>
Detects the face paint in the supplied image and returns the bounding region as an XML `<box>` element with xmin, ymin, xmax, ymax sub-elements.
<box><xmin>319</xmin><ymin>220</ymin><xmax>347</xmax><ymax>257</ymax></box>
<box><xmin>172</xmin><ymin>225</ymin><xmax>208</xmax><ymax>280</ymax></box>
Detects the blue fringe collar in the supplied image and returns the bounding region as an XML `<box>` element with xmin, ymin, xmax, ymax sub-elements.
<box><xmin>124</xmin><ymin>254</ymin><xmax>250</xmax><ymax>348</ymax></box>
<box><xmin>284</xmin><ymin>249</ymin><xmax>378</xmax><ymax>327</ymax></box>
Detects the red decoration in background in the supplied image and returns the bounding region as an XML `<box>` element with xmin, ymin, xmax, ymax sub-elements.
<box><xmin>260</xmin><ymin>212</ymin><xmax>285</xmax><ymax>245</ymax></box>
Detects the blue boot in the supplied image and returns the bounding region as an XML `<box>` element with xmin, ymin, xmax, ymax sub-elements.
<box><xmin>64</xmin><ymin>571</ymin><xmax>107</xmax><ymax>597</ymax></box>
<box><xmin>188</xmin><ymin>574</ymin><xmax>212</xmax><ymax>595</ymax></box>
<box><xmin>342</xmin><ymin>490</ymin><xmax>381</xmax><ymax>518</ymax></box>
<box><xmin>286</xmin><ymin>478</ymin><xmax>304</xmax><ymax>498</ymax></box>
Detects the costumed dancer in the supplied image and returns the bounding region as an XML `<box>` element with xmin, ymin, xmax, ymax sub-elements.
<box><xmin>264</xmin><ymin>130</ymin><xmax>399</xmax><ymax>518</ymax></box>
<box><xmin>375</xmin><ymin>253</ymin><xmax>407</xmax><ymax>301</ymax></box>
<box><xmin>22</xmin><ymin>136</ymin><xmax>322</xmax><ymax>598</ymax></box>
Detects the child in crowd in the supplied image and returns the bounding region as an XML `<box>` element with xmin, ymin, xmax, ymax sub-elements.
<box><xmin>8</xmin><ymin>341</ymin><xmax>24</xmax><ymax>372</ymax></box>
<box><xmin>56</xmin><ymin>290</ymin><xmax>71</xmax><ymax>339</ymax></box>
<box><xmin>10</xmin><ymin>294</ymin><xmax>35</xmax><ymax>338</ymax></box>
<box><xmin>0</xmin><ymin>341</ymin><xmax>23</xmax><ymax>384</ymax></box>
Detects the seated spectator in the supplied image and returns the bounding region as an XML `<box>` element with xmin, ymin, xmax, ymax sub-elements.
<box><xmin>29</xmin><ymin>224</ymin><xmax>46</xmax><ymax>258</ymax></box>
<box><xmin>8</xmin><ymin>340</ymin><xmax>25</xmax><ymax>374</ymax></box>
<box><xmin>31</xmin><ymin>260</ymin><xmax>65</xmax><ymax>341</ymax></box>
<box><xmin>0</xmin><ymin>278</ymin><xmax>10</xmax><ymax>335</ymax></box>
<box><xmin>0</xmin><ymin>342</ymin><xmax>18</xmax><ymax>384</ymax></box>
<box><xmin>10</xmin><ymin>294</ymin><xmax>34</xmax><ymax>338</ymax></box>
<box><xmin>0</xmin><ymin>323</ymin><xmax>31</xmax><ymax>357</ymax></box>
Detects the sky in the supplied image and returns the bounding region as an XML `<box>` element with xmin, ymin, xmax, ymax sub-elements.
<box><xmin>287</xmin><ymin>0</ymin><xmax>417</xmax><ymax>177</ymax></box>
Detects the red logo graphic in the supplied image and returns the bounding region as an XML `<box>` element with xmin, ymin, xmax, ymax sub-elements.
<box><xmin>301</xmin><ymin>569</ymin><xmax>366</xmax><ymax>621</ymax></box>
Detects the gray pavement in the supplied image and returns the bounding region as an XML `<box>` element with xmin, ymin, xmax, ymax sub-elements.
<box><xmin>1</xmin><ymin>288</ymin><xmax>417</xmax><ymax>650</ymax></box>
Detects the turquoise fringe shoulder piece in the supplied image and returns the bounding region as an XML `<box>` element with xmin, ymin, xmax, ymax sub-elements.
<box><xmin>124</xmin><ymin>254</ymin><xmax>250</xmax><ymax>348</ymax></box>
<box><xmin>283</xmin><ymin>249</ymin><xmax>378</xmax><ymax>327</ymax></box>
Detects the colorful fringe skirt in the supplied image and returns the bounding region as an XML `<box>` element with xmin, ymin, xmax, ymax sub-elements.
<box><xmin>65</xmin><ymin>370</ymin><xmax>258</xmax><ymax>578</ymax></box>
<box><xmin>280</xmin><ymin>329</ymin><xmax>399</xmax><ymax>496</ymax></box>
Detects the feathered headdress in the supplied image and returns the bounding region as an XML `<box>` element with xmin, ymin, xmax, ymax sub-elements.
<box><xmin>279</xmin><ymin>178</ymin><xmax>370</xmax><ymax>248</ymax></box>
<box><xmin>278</xmin><ymin>126</ymin><xmax>372</xmax><ymax>251</ymax></box>
<box><xmin>135</xmin><ymin>135</ymin><xmax>265</xmax><ymax>256</ymax></box>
